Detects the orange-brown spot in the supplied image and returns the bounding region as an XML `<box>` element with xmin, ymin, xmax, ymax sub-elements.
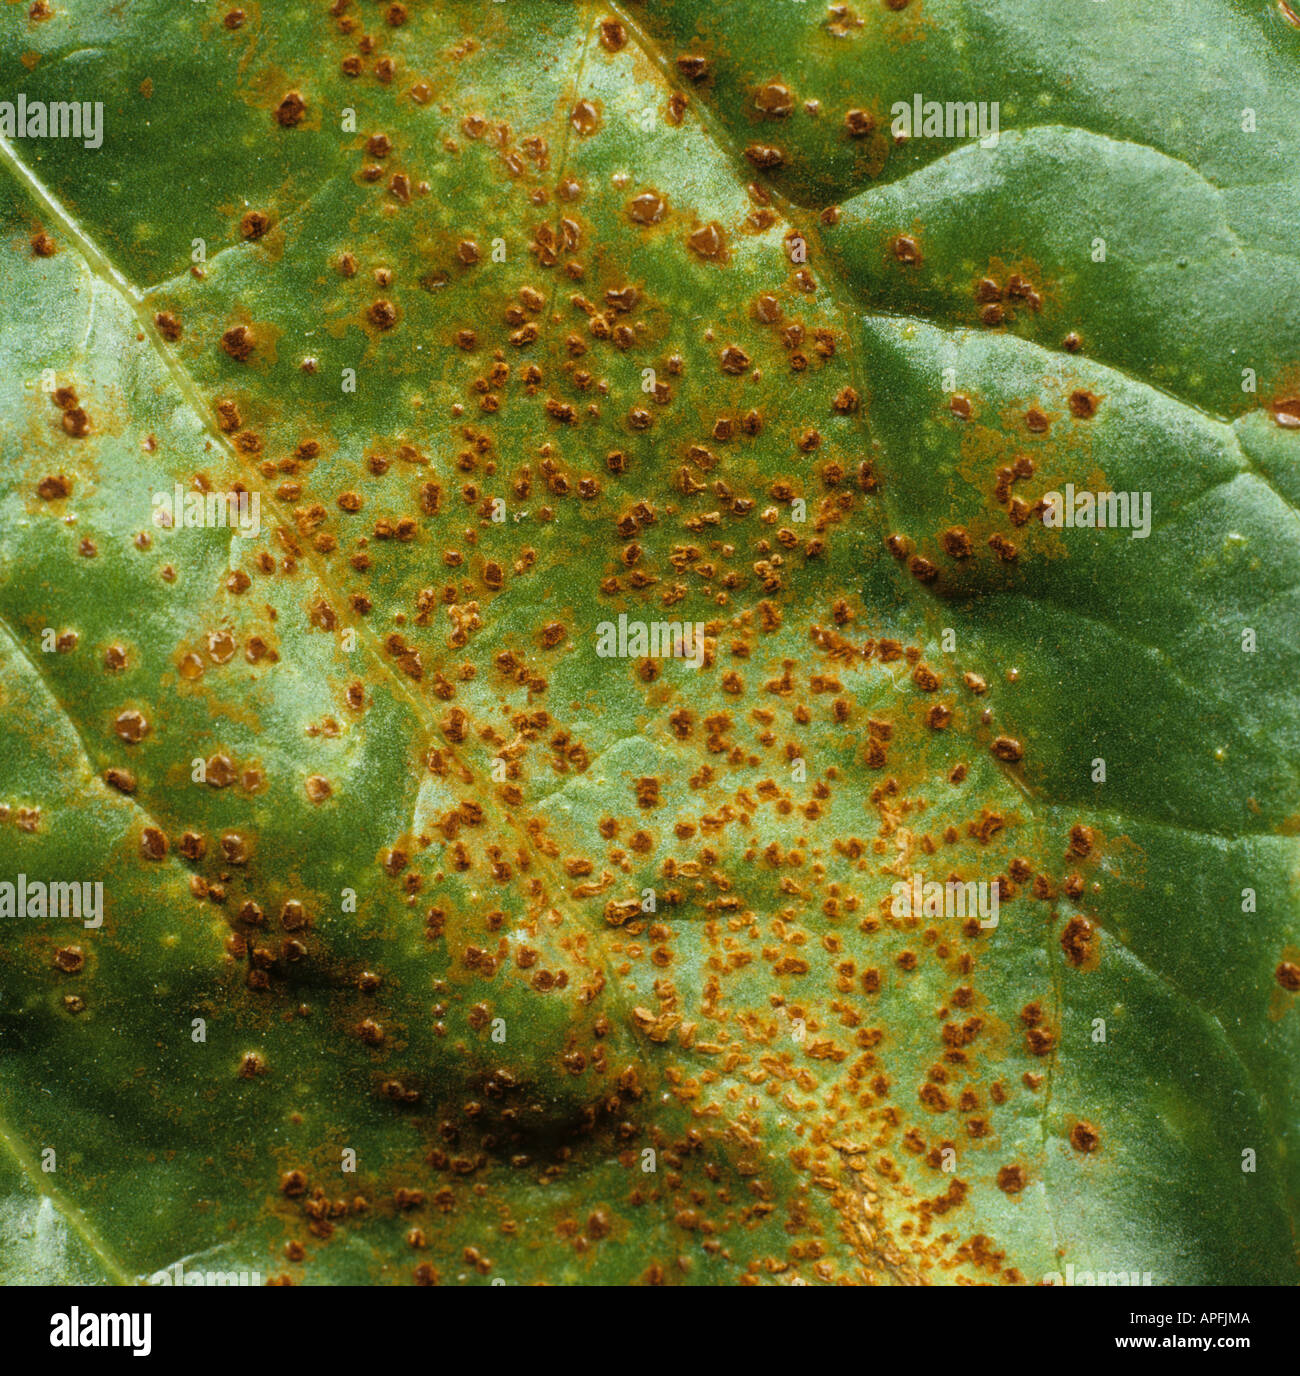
<box><xmin>221</xmin><ymin>326</ymin><xmax>254</xmax><ymax>361</ymax></box>
<box><xmin>996</xmin><ymin>1165</ymin><xmax>1027</xmax><ymax>1194</ymax></box>
<box><xmin>744</xmin><ymin>144</ymin><xmax>784</xmax><ymax>169</ymax></box>
<box><xmin>688</xmin><ymin>222</ymin><xmax>727</xmax><ymax>260</ymax></box>
<box><xmin>845</xmin><ymin>108</ymin><xmax>874</xmax><ymax>137</ymax></box>
<box><xmin>1069</xmin><ymin>1121</ymin><xmax>1101</xmax><ymax>1154</ymax></box>
<box><xmin>274</xmin><ymin>91</ymin><xmax>306</xmax><ymax>127</ymax></box>
<box><xmin>628</xmin><ymin>191</ymin><xmax>667</xmax><ymax>224</ymax></box>
<box><xmin>1272</xmin><ymin>398</ymin><xmax>1300</xmax><ymax>429</ymax></box>
<box><xmin>54</xmin><ymin>946</ymin><xmax>85</xmax><ymax>974</ymax></box>
<box><xmin>891</xmin><ymin>235</ymin><xmax>920</xmax><ymax>265</ymax></box>
<box><xmin>1061</xmin><ymin>916</ymin><xmax>1095</xmax><ymax>967</ymax></box>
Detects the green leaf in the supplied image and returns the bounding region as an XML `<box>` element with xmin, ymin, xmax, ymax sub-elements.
<box><xmin>0</xmin><ymin>0</ymin><xmax>1297</xmax><ymax>1286</ymax></box>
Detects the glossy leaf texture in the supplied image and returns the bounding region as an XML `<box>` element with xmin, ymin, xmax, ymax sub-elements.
<box><xmin>0</xmin><ymin>0</ymin><xmax>1297</xmax><ymax>1286</ymax></box>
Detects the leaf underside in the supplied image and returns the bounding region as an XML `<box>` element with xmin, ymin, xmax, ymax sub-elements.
<box><xmin>0</xmin><ymin>0</ymin><xmax>1297</xmax><ymax>1286</ymax></box>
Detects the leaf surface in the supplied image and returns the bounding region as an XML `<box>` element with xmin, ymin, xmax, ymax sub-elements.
<box><xmin>0</xmin><ymin>0</ymin><xmax>1297</xmax><ymax>1285</ymax></box>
